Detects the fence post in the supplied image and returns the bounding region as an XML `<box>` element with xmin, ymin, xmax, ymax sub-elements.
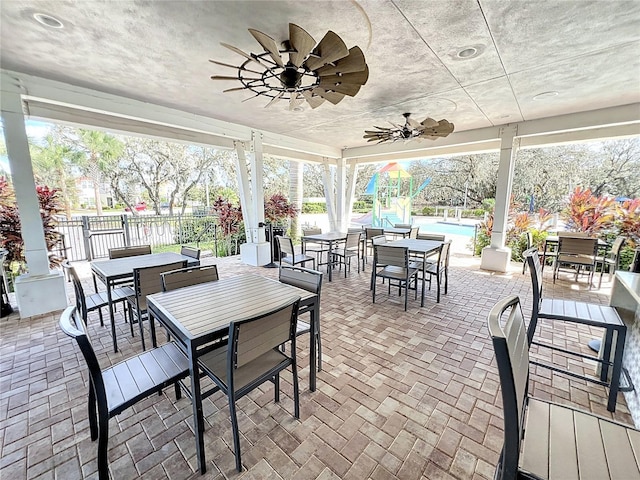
<box><xmin>214</xmin><ymin>224</ymin><xmax>218</xmax><ymax>257</ymax></box>
<box><xmin>122</xmin><ymin>215</ymin><xmax>131</xmax><ymax>246</ymax></box>
<box><xmin>81</xmin><ymin>216</ymin><xmax>92</xmax><ymax>261</ymax></box>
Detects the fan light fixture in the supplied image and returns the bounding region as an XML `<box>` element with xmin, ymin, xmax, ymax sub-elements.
<box><xmin>210</xmin><ymin>23</ymin><xmax>369</xmax><ymax>110</ymax></box>
<box><xmin>364</xmin><ymin>113</ymin><xmax>455</xmax><ymax>144</ymax></box>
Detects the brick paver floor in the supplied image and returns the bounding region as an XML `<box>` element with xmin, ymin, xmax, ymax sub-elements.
<box><xmin>0</xmin><ymin>251</ymin><xmax>634</xmax><ymax>479</ymax></box>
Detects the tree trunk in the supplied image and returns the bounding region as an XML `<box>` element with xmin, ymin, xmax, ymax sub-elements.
<box><xmin>93</xmin><ymin>178</ymin><xmax>103</xmax><ymax>216</ymax></box>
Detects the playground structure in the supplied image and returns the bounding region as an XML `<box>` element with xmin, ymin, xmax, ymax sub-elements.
<box><xmin>362</xmin><ymin>162</ymin><xmax>430</xmax><ymax>227</ymax></box>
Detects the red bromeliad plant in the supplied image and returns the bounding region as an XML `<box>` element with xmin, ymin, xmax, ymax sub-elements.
<box><xmin>0</xmin><ymin>177</ymin><xmax>64</xmax><ymax>270</ymax></box>
<box><xmin>616</xmin><ymin>198</ymin><xmax>640</xmax><ymax>247</ymax></box>
<box><xmin>562</xmin><ymin>187</ymin><xmax>615</xmax><ymax>235</ymax></box>
<box><xmin>211</xmin><ymin>196</ymin><xmax>243</xmax><ymax>237</ymax></box>
<box><xmin>264</xmin><ymin>193</ymin><xmax>297</xmax><ymax>225</ymax></box>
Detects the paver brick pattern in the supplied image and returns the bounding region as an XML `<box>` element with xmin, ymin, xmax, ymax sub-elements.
<box><xmin>0</xmin><ymin>251</ymin><xmax>633</xmax><ymax>479</ymax></box>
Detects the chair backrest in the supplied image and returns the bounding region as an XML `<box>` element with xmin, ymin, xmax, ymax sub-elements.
<box><xmin>180</xmin><ymin>245</ymin><xmax>201</xmax><ymax>260</ymax></box>
<box><xmin>109</xmin><ymin>245</ymin><xmax>152</xmax><ymax>259</ymax></box>
<box><xmin>347</xmin><ymin>227</ymin><xmax>363</xmax><ymax>233</ymax></box>
<box><xmin>610</xmin><ymin>236</ymin><xmax>626</xmax><ymax>258</ymax></box>
<box><xmin>161</xmin><ymin>265</ymin><xmax>219</xmax><ymax>292</ymax></box>
<box><xmin>439</xmin><ymin>241</ymin><xmax>452</xmax><ymax>269</ymax></box>
<box><xmin>344</xmin><ymin>232</ymin><xmax>361</xmax><ymax>250</ymax></box>
<box><xmin>133</xmin><ymin>261</ymin><xmax>187</xmax><ymax>308</ymax></box>
<box><xmin>487</xmin><ymin>295</ymin><xmax>530</xmax><ymax>480</ymax></box>
<box><xmin>409</xmin><ymin>227</ymin><xmax>419</xmax><ymax>239</ymax></box>
<box><xmin>279</xmin><ymin>266</ymin><xmax>323</xmax><ymax>296</ymax></box>
<box><xmin>62</xmin><ymin>262</ymin><xmax>89</xmax><ymax>320</ymax></box>
<box><xmin>557</xmin><ymin>231</ymin><xmax>590</xmax><ymax>238</ymax></box>
<box><xmin>394</xmin><ymin>223</ymin><xmax>412</xmax><ymax>229</ymax></box>
<box><xmin>558</xmin><ymin>236</ymin><xmax>598</xmax><ymax>257</ymax></box>
<box><xmin>59</xmin><ymin>305</ymin><xmax>106</xmax><ymax>405</ymax></box>
<box><xmin>276</xmin><ymin>236</ymin><xmax>294</xmax><ymax>256</ymax></box>
<box><xmin>302</xmin><ymin>227</ymin><xmax>322</xmax><ymax>236</ymax></box>
<box><xmin>371</xmin><ymin>235</ymin><xmax>387</xmax><ymax>247</ymax></box>
<box><xmin>525</xmin><ymin>230</ymin><xmax>533</xmax><ymax>249</ymax></box>
<box><xmin>365</xmin><ymin>228</ymin><xmax>384</xmax><ymax>240</ymax></box>
<box><xmin>231</xmin><ymin>296</ymin><xmax>300</xmax><ymax>369</ymax></box>
<box><xmin>417</xmin><ymin>233</ymin><xmax>446</xmax><ymax>242</ymax></box>
<box><xmin>375</xmin><ymin>245</ymin><xmax>408</xmax><ymax>269</ymax></box>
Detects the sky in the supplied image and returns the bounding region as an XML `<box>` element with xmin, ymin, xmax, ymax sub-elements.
<box><xmin>0</xmin><ymin>120</ymin><xmax>53</xmax><ymax>174</ymax></box>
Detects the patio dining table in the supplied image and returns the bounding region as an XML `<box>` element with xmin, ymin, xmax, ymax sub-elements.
<box><xmin>383</xmin><ymin>226</ymin><xmax>411</xmax><ymax>238</ymax></box>
<box><xmin>301</xmin><ymin>231</ymin><xmax>349</xmax><ymax>281</ymax></box>
<box><xmin>90</xmin><ymin>252</ymin><xmax>199</xmax><ymax>352</ymax></box>
<box><xmin>146</xmin><ymin>273</ymin><xmax>319</xmax><ymax>474</ymax></box>
<box><xmin>385</xmin><ymin>238</ymin><xmax>443</xmax><ymax>307</ymax></box>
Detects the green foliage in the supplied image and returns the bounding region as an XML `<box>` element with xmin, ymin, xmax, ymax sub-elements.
<box><xmin>175</xmin><ymin>216</ymin><xmax>216</xmax><ymax>244</ymax></box>
<box><xmin>422</xmin><ymin>206</ymin><xmax>436</xmax><ymax>216</ymax></box>
<box><xmin>619</xmin><ymin>246</ymin><xmax>636</xmax><ymax>271</ymax></box>
<box><xmin>302</xmin><ymin>202</ymin><xmax>327</xmax><ymax>214</ymax></box>
<box><xmin>461</xmin><ymin>209</ymin><xmax>485</xmax><ymax>218</ymax></box>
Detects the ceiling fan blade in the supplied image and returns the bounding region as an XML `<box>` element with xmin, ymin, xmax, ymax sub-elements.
<box><xmin>241</xmin><ymin>93</ymin><xmax>261</xmax><ymax>103</ymax></box>
<box><xmin>223</xmin><ymin>87</ymin><xmax>248</xmax><ymax>93</ymax></box>
<box><xmin>316</xmin><ymin>46</ymin><xmax>366</xmax><ymax>76</ymax></box>
<box><xmin>420</xmin><ymin>117</ymin><xmax>439</xmax><ymax>128</ymax></box>
<box><xmin>248</xmin><ymin>29</ymin><xmax>284</xmax><ymax>67</ymax></box>
<box><xmin>312</xmin><ymin>88</ymin><xmax>345</xmax><ymax>105</ymax></box>
<box><xmin>301</xmin><ymin>90</ymin><xmax>325</xmax><ymax>109</ymax></box>
<box><xmin>318</xmin><ymin>66</ymin><xmax>369</xmax><ymax>88</ymax></box>
<box><xmin>289</xmin><ymin>93</ymin><xmax>305</xmax><ymax>110</ymax></box>
<box><xmin>209</xmin><ymin>59</ymin><xmax>263</xmax><ymax>75</ymax></box>
<box><xmin>220</xmin><ymin>42</ymin><xmax>266</xmax><ymax>67</ymax></box>
<box><xmin>289</xmin><ymin>23</ymin><xmax>316</xmax><ymax>68</ymax></box>
<box><xmin>318</xmin><ymin>80</ymin><xmax>361</xmax><ymax>97</ymax></box>
<box><xmin>407</xmin><ymin>117</ymin><xmax>422</xmax><ymax>129</ymax></box>
<box><xmin>304</xmin><ymin>31</ymin><xmax>349</xmax><ymax>71</ymax></box>
<box><xmin>264</xmin><ymin>92</ymin><xmax>284</xmax><ymax>108</ymax></box>
<box><xmin>434</xmin><ymin>120</ymin><xmax>455</xmax><ymax>135</ymax></box>
<box><xmin>211</xmin><ymin>75</ymin><xmax>262</xmax><ymax>82</ymax></box>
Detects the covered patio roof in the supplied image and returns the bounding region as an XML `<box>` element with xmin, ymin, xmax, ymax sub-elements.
<box><xmin>1</xmin><ymin>0</ymin><xmax>639</xmax><ymax>162</ymax></box>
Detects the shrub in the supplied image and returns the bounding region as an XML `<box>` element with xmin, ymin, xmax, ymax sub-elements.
<box><xmin>264</xmin><ymin>193</ymin><xmax>297</xmax><ymax>225</ymax></box>
<box><xmin>562</xmin><ymin>186</ymin><xmax>615</xmax><ymax>235</ymax></box>
<box><xmin>302</xmin><ymin>202</ymin><xmax>326</xmax><ymax>214</ymax></box>
<box><xmin>0</xmin><ymin>177</ymin><xmax>64</xmax><ymax>270</ymax></box>
<box><xmin>422</xmin><ymin>206</ymin><xmax>436</xmax><ymax>216</ymax></box>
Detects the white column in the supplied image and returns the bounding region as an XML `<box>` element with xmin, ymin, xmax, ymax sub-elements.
<box><xmin>1</xmin><ymin>85</ymin><xmax>66</xmax><ymax>317</ymax></box>
<box><xmin>234</xmin><ymin>141</ymin><xmax>255</xmax><ymax>241</ymax></box>
<box><xmin>344</xmin><ymin>162</ymin><xmax>359</xmax><ymax>230</ymax></box>
<box><xmin>238</xmin><ymin>133</ymin><xmax>270</xmax><ymax>266</ymax></box>
<box><xmin>480</xmin><ymin>125</ymin><xmax>519</xmax><ymax>272</ymax></box>
<box><xmin>250</xmin><ymin>131</ymin><xmax>266</xmax><ymax>242</ymax></box>
<box><xmin>322</xmin><ymin>160</ymin><xmax>337</xmax><ymax>231</ymax></box>
<box><xmin>335</xmin><ymin>158</ymin><xmax>346</xmax><ymax>231</ymax></box>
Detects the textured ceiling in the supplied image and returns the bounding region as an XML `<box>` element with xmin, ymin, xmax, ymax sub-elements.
<box><xmin>1</xmin><ymin>0</ymin><xmax>639</xmax><ymax>149</ymax></box>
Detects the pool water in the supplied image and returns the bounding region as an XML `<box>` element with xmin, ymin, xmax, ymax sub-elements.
<box><xmin>415</xmin><ymin>221</ymin><xmax>477</xmax><ymax>237</ymax></box>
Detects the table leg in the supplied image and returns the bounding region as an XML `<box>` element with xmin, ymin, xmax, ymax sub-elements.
<box><xmin>107</xmin><ymin>281</ymin><xmax>118</xmax><ymax>353</ymax></box>
<box><xmin>420</xmin><ymin>253</ymin><xmax>426</xmax><ymax>307</ymax></box>
<box><xmin>309</xmin><ymin>301</ymin><xmax>318</xmax><ymax>391</ymax></box>
<box><xmin>189</xmin><ymin>345</ymin><xmax>207</xmax><ymax>473</ymax></box>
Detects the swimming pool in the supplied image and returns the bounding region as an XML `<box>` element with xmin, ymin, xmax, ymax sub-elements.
<box><xmin>414</xmin><ymin>221</ymin><xmax>478</xmax><ymax>237</ymax></box>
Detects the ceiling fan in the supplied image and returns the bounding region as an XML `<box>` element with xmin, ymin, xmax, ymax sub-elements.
<box><xmin>364</xmin><ymin>113</ymin><xmax>455</xmax><ymax>144</ymax></box>
<box><xmin>210</xmin><ymin>23</ymin><xmax>369</xmax><ymax>110</ymax></box>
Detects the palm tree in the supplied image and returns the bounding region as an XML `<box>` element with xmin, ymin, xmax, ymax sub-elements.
<box><xmin>77</xmin><ymin>130</ymin><xmax>124</xmax><ymax>216</ymax></box>
<box><xmin>289</xmin><ymin>160</ymin><xmax>303</xmax><ymax>239</ymax></box>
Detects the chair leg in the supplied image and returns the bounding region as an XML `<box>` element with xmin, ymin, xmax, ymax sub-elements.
<box><xmin>174</xmin><ymin>381</ymin><xmax>182</xmax><ymax>400</ymax></box>
<box><xmin>292</xmin><ymin>361</ymin><xmax>300</xmax><ymax>419</ymax></box>
<box><xmin>315</xmin><ymin>312</ymin><xmax>322</xmax><ymax>371</ymax></box>
<box><xmin>436</xmin><ymin>274</ymin><xmax>441</xmax><ymax>303</ymax></box>
<box><xmin>372</xmin><ymin>276</ymin><xmax>377</xmax><ymax>303</ymax></box>
<box><xmin>88</xmin><ymin>385</ymin><xmax>98</xmax><ymax>441</ymax></box>
<box><xmin>138</xmin><ymin>309</ymin><xmax>146</xmax><ymax>351</ymax></box>
<box><xmin>228</xmin><ymin>392</ymin><xmax>242</xmax><ymax>472</ymax></box>
<box><xmin>444</xmin><ymin>268</ymin><xmax>448</xmax><ymax>295</ymax></box>
<box><xmin>97</xmin><ymin>407</ymin><xmax>109</xmax><ymax>480</ymax></box>
<box><xmin>274</xmin><ymin>373</ymin><xmax>280</xmax><ymax>403</ymax></box>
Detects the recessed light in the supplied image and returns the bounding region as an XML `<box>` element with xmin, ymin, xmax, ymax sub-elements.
<box><xmin>292</xmin><ymin>106</ymin><xmax>304</xmax><ymax>112</ymax></box>
<box><xmin>33</xmin><ymin>13</ymin><xmax>64</xmax><ymax>29</ymax></box>
<box><xmin>533</xmin><ymin>91</ymin><xmax>559</xmax><ymax>101</ymax></box>
<box><xmin>455</xmin><ymin>45</ymin><xmax>485</xmax><ymax>60</ymax></box>
<box><xmin>496</xmin><ymin>114</ymin><xmax>511</xmax><ymax>119</ymax></box>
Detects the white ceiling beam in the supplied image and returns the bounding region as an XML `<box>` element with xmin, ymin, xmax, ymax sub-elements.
<box><xmin>519</xmin><ymin>123</ymin><xmax>640</xmax><ymax>149</ymax></box>
<box><xmin>1</xmin><ymin>70</ymin><xmax>340</xmax><ymax>158</ymax></box>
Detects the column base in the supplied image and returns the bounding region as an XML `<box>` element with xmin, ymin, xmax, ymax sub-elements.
<box><xmin>14</xmin><ymin>270</ymin><xmax>67</xmax><ymax>318</ymax></box>
<box><xmin>240</xmin><ymin>242</ymin><xmax>272</xmax><ymax>267</ymax></box>
<box><xmin>480</xmin><ymin>246</ymin><xmax>512</xmax><ymax>273</ymax></box>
